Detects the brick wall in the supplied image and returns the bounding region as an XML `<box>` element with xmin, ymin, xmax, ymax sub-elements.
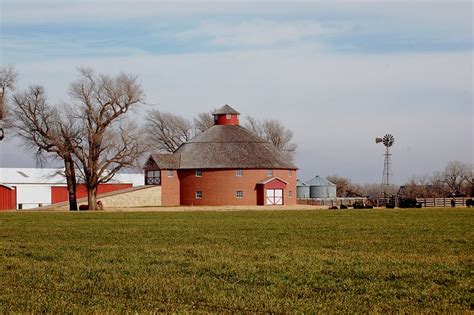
<box><xmin>161</xmin><ymin>170</ymin><xmax>180</xmax><ymax>206</ymax></box>
<box><xmin>178</xmin><ymin>169</ymin><xmax>297</xmax><ymax>206</ymax></box>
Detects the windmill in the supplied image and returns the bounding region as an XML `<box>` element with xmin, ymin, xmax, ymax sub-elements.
<box><xmin>375</xmin><ymin>134</ymin><xmax>395</xmax><ymax>196</ymax></box>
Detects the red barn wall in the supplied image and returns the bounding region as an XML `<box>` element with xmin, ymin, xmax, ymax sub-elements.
<box><xmin>178</xmin><ymin>169</ymin><xmax>297</xmax><ymax>206</ymax></box>
<box><xmin>51</xmin><ymin>184</ymin><xmax>133</xmax><ymax>204</ymax></box>
<box><xmin>161</xmin><ymin>170</ymin><xmax>180</xmax><ymax>206</ymax></box>
<box><xmin>0</xmin><ymin>185</ymin><xmax>16</xmax><ymax>210</ymax></box>
<box><xmin>215</xmin><ymin>115</ymin><xmax>239</xmax><ymax>126</ymax></box>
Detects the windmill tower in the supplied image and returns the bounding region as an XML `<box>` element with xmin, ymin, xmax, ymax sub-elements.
<box><xmin>375</xmin><ymin>134</ymin><xmax>395</xmax><ymax>196</ymax></box>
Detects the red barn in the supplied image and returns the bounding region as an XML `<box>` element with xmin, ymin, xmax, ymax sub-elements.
<box><xmin>144</xmin><ymin>105</ymin><xmax>298</xmax><ymax>206</ymax></box>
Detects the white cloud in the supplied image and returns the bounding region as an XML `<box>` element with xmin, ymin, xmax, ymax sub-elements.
<box><xmin>178</xmin><ymin>19</ymin><xmax>337</xmax><ymax>48</ymax></box>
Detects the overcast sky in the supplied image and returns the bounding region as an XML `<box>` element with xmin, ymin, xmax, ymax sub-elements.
<box><xmin>0</xmin><ymin>0</ymin><xmax>472</xmax><ymax>183</ymax></box>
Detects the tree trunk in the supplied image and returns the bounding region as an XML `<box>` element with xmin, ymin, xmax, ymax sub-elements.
<box><xmin>64</xmin><ymin>157</ymin><xmax>78</xmax><ymax>211</ymax></box>
<box><xmin>87</xmin><ymin>186</ymin><xmax>98</xmax><ymax>210</ymax></box>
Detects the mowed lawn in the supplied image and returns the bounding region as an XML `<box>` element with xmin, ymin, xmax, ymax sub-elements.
<box><xmin>0</xmin><ymin>209</ymin><xmax>472</xmax><ymax>312</ymax></box>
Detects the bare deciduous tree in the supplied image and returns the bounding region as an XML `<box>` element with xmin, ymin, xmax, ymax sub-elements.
<box><xmin>13</xmin><ymin>86</ymin><xmax>81</xmax><ymax>210</ymax></box>
<box><xmin>69</xmin><ymin>68</ymin><xmax>146</xmax><ymax>210</ymax></box>
<box><xmin>400</xmin><ymin>175</ymin><xmax>434</xmax><ymax>198</ymax></box>
<box><xmin>193</xmin><ymin>112</ymin><xmax>215</xmax><ymax>134</ymax></box>
<box><xmin>326</xmin><ymin>175</ymin><xmax>363</xmax><ymax>197</ymax></box>
<box><xmin>433</xmin><ymin>161</ymin><xmax>470</xmax><ymax>195</ymax></box>
<box><xmin>145</xmin><ymin>110</ymin><xmax>193</xmax><ymax>153</ymax></box>
<box><xmin>244</xmin><ymin>116</ymin><xmax>297</xmax><ymax>160</ymax></box>
<box><xmin>0</xmin><ymin>65</ymin><xmax>19</xmax><ymax>140</ymax></box>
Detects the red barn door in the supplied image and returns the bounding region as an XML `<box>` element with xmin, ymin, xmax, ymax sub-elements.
<box><xmin>0</xmin><ymin>185</ymin><xmax>16</xmax><ymax>210</ymax></box>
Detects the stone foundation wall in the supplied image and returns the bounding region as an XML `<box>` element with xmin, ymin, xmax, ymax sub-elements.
<box><xmin>97</xmin><ymin>186</ymin><xmax>162</xmax><ymax>208</ymax></box>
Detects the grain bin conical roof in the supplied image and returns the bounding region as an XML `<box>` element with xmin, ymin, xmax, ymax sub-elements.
<box><xmin>305</xmin><ymin>175</ymin><xmax>336</xmax><ymax>187</ymax></box>
<box><xmin>297</xmin><ymin>179</ymin><xmax>307</xmax><ymax>187</ymax></box>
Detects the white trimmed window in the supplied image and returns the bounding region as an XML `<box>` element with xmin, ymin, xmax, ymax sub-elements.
<box><xmin>195</xmin><ymin>191</ymin><xmax>203</xmax><ymax>199</ymax></box>
<box><xmin>226</xmin><ymin>114</ymin><xmax>232</xmax><ymax>120</ymax></box>
<box><xmin>167</xmin><ymin>170</ymin><xmax>173</xmax><ymax>177</ymax></box>
<box><xmin>236</xmin><ymin>191</ymin><xmax>244</xmax><ymax>198</ymax></box>
<box><xmin>196</xmin><ymin>169</ymin><xmax>202</xmax><ymax>177</ymax></box>
<box><xmin>236</xmin><ymin>169</ymin><xmax>243</xmax><ymax>177</ymax></box>
<box><xmin>267</xmin><ymin>169</ymin><xmax>273</xmax><ymax>177</ymax></box>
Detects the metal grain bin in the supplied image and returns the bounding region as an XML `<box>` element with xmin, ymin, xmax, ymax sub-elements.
<box><xmin>306</xmin><ymin>175</ymin><xmax>337</xmax><ymax>198</ymax></box>
<box><xmin>297</xmin><ymin>179</ymin><xmax>310</xmax><ymax>199</ymax></box>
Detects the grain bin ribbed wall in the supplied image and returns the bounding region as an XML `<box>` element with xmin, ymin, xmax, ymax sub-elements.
<box><xmin>297</xmin><ymin>180</ymin><xmax>310</xmax><ymax>198</ymax></box>
<box><xmin>309</xmin><ymin>185</ymin><xmax>336</xmax><ymax>198</ymax></box>
<box><xmin>306</xmin><ymin>176</ymin><xmax>337</xmax><ymax>198</ymax></box>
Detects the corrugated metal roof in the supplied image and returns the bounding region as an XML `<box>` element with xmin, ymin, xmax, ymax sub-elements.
<box><xmin>297</xmin><ymin>179</ymin><xmax>307</xmax><ymax>187</ymax></box>
<box><xmin>305</xmin><ymin>175</ymin><xmax>336</xmax><ymax>187</ymax></box>
<box><xmin>0</xmin><ymin>168</ymin><xmax>144</xmax><ymax>186</ymax></box>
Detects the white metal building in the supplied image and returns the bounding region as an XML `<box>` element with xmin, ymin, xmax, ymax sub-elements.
<box><xmin>0</xmin><ymin>168</ymin><xmax>144</xmax><ymax>209</ymax></box>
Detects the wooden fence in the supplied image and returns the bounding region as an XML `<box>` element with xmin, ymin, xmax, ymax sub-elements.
<box><xmin>416</xmin><ymin>197</ymin><xmax>471</xmax><ymax>208</ymax></box>
<box><xmin>297</xmin><ymin>197</ymin><xmax>367</xmax><ymax>207</ymax></box>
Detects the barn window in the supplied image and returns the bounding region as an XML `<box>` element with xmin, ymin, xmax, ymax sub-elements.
<box><xmin>167</xmin><ymin>170</ymin><xmax>173</xmax><ymax>177</ymax></box>
<box><xmin>146</xmin><ymin>170</ymin><xmax>161</xmax><ymax>185</ymax></box>
<box><xmin>195</xmin><ymin>169</ymin><xmax>202</xmax><ymax>177</ymax></box>
<box><xmin>267</xmin><ymin>170</ymin><xmax>273</xmax><ymax>177</ymax></box>
<box><xmin>236</xmin><ymin>191</ymin><xmax>244</xmax><ymax>198</ymax></box>
<box><xmin>195</xmin><ymin>191</ymin><xmax>203</xmax><ymax>199</ymax></box>
<box><xmin>289</xmin><ymin>190</ymin><xmax>293</xmax><ymax>198</ymax></box>
<box><xmin>226</xmin><ymin>114</ymin><xmax>232</xmax><ymax>120</ymax></box>
<box><xmin>236</xmin><ymin>169</ymin><xmax>243</xmax><ymax>177</ymax></box>
<box><xmin>288</xmin><ymin>170</ymin><xmax>292</xmax><ymax>177</ymax></box>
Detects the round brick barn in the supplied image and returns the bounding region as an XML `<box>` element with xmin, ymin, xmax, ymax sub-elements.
<box><xmin>144</xmin><ymin>105</ymin><xmax>298</xmax><ymax>206</ymax></box>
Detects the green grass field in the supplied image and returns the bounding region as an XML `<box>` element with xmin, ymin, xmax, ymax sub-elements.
<box><xmin>0</xmin><ymin>208</ymin><xmax>472</xmax><ymax>312</ymax></box>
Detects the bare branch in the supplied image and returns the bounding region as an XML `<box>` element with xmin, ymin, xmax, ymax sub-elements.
<box><xmin>193</xmin><ymin>112</ymin><xmax>214</xmax><ymax>134</ymax></box>
<box><xmin>243</xmin><ymin>115</ymin><xmax>297</xmax><ymax>161</ymax></box>
<box><xmin>146</xmin><ymin>110</ymin><xmax>193</xmax><ymax>153</ymax></box>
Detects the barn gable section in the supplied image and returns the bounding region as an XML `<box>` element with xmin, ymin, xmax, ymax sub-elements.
<box><xmin>257</xmin><ymin>177</ymin><xmax>288</xmax><ymax>187</ymax></box>
<box><xmin>144</xmin><ymin>156</ymin><xmax>158</xmax><ymax>170</ymax></box>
